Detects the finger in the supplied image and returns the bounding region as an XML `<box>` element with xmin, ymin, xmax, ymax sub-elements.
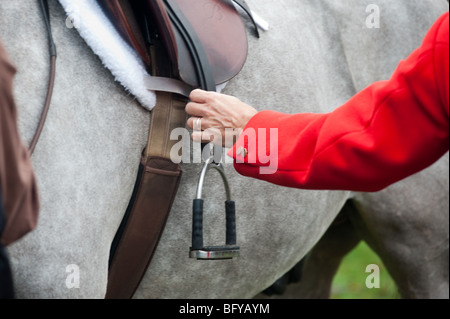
<box><xmin>186</xmin><ymin>101</ymin><xmax>206</xmax><ymax>117</ymax></box>
<box><xmin>187</xmin><ymin>117</ymin><xmax>216</xmax><ymax>131</ymax></box>
<box><xmin>187</xmin><ymin>117</ymin><xmax>202</xmax><ymax>131</ymax></box>
<box><xmin>191</xmin><ymin>131</ymin><xmax>211</xmax><ymax>144</ymax></box>
<box><xmin>191</xmin><ymin>128</ymin><xmax>224</xmax><ymax>146</ymax></box>
<box><xmin>189</xmin><ymin>89</ymin><xmax>210</xmax><ymax>103</ymax></box>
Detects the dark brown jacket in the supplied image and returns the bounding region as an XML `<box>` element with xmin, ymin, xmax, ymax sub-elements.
<box><xmin>0</xmin><ymin>42</ymin><xmax>39</xmax><ymax>246</ymax></box>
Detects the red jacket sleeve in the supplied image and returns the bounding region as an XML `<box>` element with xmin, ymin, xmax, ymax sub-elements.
<box><xmin>228</xmin><ymin>12</ymin><xmax>449</xmax><ymax>192</ymax></box>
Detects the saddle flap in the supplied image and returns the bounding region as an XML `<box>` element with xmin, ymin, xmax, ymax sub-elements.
<box><xmin>164</xmin><ymin>0</ymin><xmax>248</xmax><ymax>86</ymax></box>
<box><xmin>98</xmin><ymin>0</ymin><xmax>249</xmax><ymax>88</ymax></box>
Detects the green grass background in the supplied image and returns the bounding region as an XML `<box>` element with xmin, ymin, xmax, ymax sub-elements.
<box><xmin>330</xmin><ymin>241</ymin><xmax>400</xmax><ymax>299</ymax></box>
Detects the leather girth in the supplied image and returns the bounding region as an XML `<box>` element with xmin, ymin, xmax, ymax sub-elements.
<box><xmin>106</xmin><ymin>40</ymin><xmax>187</xmax><ymax>298</ymax></box>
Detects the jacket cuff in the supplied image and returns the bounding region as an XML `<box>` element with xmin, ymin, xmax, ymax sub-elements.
<box><xmin>226</xmin><ymin>110</ymin><xmax>280</xmax><ymax>174</ymax></box>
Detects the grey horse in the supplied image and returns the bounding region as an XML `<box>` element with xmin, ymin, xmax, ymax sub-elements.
<box><xmin>0</xmin><ymin>0</ymin><xmax>447</xmax><ymax>299</ymax></box>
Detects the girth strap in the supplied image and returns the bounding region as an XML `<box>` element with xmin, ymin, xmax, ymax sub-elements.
<box><xmin>106</xmin><ymin>91</ymin><xmax>187</xmax><ymax>299</ymax></box>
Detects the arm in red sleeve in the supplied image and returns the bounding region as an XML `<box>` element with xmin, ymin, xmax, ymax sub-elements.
<box><xmin>228</xmin><ymin>12</ymin><xmax>449</xmax><ymax>192</ymax></box>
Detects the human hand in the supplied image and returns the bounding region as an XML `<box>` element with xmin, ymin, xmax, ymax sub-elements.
<box><xmin>186</xmin><ymin>89</ymin><xmax>258</xmax><ymax>148</ymax></box>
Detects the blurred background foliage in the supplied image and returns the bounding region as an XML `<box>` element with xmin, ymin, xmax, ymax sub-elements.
<box><xmin>331</xmin><ymin>241</ymin><xmax>399</xmax><ymax>299</ymax></box>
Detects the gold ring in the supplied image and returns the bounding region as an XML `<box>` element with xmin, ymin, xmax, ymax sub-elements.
<box><xmin>195</xmin><ymin>117</ymin><xmax>202</xmax><ymax>130</ymax></box>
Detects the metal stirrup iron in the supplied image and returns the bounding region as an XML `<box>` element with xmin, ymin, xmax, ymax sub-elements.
<box><xmin>190</xmin><ymin>156</ymin><xmax>240</xmax><ymax>260</ymax></box>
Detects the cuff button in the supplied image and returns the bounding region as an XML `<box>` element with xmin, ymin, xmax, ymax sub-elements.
<box><xmin>237</xmin><ymin>146</ymin><xmax>248</xmax><ymax>158</ymax></box>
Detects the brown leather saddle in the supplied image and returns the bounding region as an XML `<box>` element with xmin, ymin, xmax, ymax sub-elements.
<box><xmin>98</xmin><ymin>0</ymin><xmax>258</xmax><ymax>93</ymax></box>
<box><xmin>95</xmin><ymin>0</ymin><xmax>258</xmax><ymax>299</ymax></box>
